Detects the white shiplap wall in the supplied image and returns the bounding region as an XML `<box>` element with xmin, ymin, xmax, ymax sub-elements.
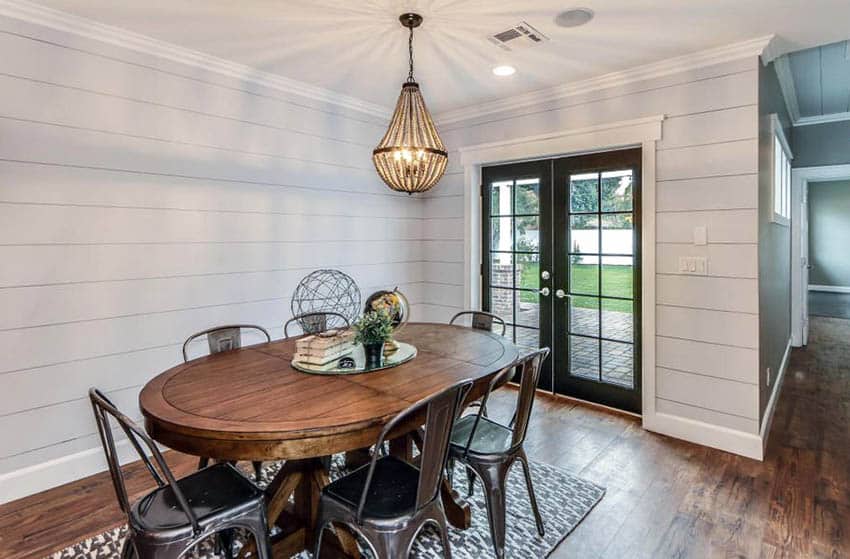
<box><xmin>0</xmin><ymin>16</ymin><xmax>426</xmax><ymax>501</ymax></box>
<box><xmin>421</xmin><ymin>56</ymin><xmax>763</xmax><ymax>454</ymax></box>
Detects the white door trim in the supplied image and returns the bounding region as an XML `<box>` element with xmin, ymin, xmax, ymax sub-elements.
<box><xmin>791</xmin><ymin>164</ymin><xmax>850</xmax><ymax>346</ymax></box>
<box><xmin>458</xmin><ymin>115</ymin><xmax>664</xmax><ymax>421</ymax></box>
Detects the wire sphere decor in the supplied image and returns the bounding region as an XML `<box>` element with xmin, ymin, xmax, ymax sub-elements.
<box><xmin>290</xmin><ymin>269</ymin><xmax>361</xmax><ymax>332</ymax></box>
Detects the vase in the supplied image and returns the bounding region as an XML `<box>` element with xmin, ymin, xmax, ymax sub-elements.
<box><xmin>363</xmin><ymin>342</ymin><xmax>385</xmax><ymax>368</ymax></box>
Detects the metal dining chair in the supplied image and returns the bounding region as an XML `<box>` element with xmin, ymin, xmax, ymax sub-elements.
<box><xmin>284</xmin><ymin>311</ymin><xmax>351</xmax><ymax>338</ymax></box>
<box><xmin>449</xmin><ymin>310</ymin><xmax>507</xmax><ymax>336</ymax></box>
<box><xmin>314</xmin><ymin>379</ymin><xmax>473</xmax><ymax>559</ymax></box>
<box><xmin>182</xmin><ymin>325</ymin><xmax>271</xmax><ymax>480</ymax></box>
<box><xmin>88</xmin><ymin>388</ymin><xmax>272</xmax><ymax>559</ymax></box>
<box><xmin>447</xmin><ymin>347</ymin><xmax>551</xmax><ymax>559</ymax></box>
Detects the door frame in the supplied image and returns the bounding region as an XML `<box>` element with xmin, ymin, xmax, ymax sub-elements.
<box><xmin>459</xmin><ymin>115</ymin><xmax>663</xmax><ymax>419</ymax></box>
<box><xmin>791</xmin><ymin>164</ymin><xmax>850</xmax><ymax>346</ymax></box>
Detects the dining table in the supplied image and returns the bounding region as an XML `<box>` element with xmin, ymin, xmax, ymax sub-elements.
<box><xmin>139</xmin><ymin>322</ymin><xmax>521</xmax><ymax>558</ymax></box>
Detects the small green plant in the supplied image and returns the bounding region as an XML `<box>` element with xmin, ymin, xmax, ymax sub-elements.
<box><xmin>353</xmin><ymin>309</ymin><xmax>394</xmax><ymax>346</ymax></box>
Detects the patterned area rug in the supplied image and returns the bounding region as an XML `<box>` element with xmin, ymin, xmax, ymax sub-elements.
<box><xmin>50</xmin><ymin>457</ymin><xmax>604</xmax><ymax>559</ymax></box>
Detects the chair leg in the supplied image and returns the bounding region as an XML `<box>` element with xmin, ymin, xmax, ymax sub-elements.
<box><xmin>473</xmin><ymin>461</ymin><xmax>509</xmax><ymax>559</ymax></box>
<box><xmin>219</xmin><ymin>530</ymin><xmax>234</xmax><ymax>559</ymax></box>
<box><xmin>435</xmin><ymin>510</ymin><xmax>454</xmax><ymax>559</ymax></box>
<box><xmin>447</xmin><ymin>456</ymin><xmax>455</xmax><ymax>487</ymax></box>
<box><xmin>517</xmin><ymin>450</ymin><xmax>545</xmax><ymax>537</ymax></box>
<box><xmin>120</xmin><ymin>538</ymin><xmax>137</xmax><ymax>559</ymax></box>
<box><xmin>465</xmin><ymin>466</ymin><xmax>476</xmax><ymax>497</ymax></box>
<box><xmin>252</xmin><ymin>461</ymin><xmax>263</xmax><ymax>482</ymax></box>
<box><xmin>362</xmin><ymin>526</ymin><xmax>412</xmax><ymax>559</ymax></box>
<box><xmin>314</xmin><ymin>521</ymin><xmax>328</xmax><ymax>559</ymax></box>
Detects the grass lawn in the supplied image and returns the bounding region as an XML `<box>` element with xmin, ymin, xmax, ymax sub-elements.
<box><xmin>519</xmin><ymin>262</ymin><xmax>633</xmax><ymax>312</ymax></box>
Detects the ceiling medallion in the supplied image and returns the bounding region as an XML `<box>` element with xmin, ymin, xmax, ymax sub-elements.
<box><xmin>372</xmin><ymin>13</ymin><xmax>448</xmax><ymax>195</ymax></box>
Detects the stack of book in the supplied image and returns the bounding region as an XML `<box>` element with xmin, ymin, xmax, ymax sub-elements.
<box><xmin>293</xmin><ymin>329</ymin><xmax>355</xmax><ymax>365</ymax></box>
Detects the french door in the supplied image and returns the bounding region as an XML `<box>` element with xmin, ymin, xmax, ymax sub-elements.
<box><xmin>482</xmin><ymin>149</ymin><xmax>642</xmax><ymax>413</ymax></box>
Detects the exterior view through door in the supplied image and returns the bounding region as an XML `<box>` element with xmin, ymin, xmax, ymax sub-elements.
<box><xmin>482</xmin><ymin>149</ymin><xmax>642</xmax><ymax>413</ymax></box>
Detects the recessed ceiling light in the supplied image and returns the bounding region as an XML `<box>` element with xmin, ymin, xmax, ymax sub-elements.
<box><xmin>492</xmin><ymin>65</ymin><xmax>516</xmax><ymax>77</ymax></box>
<box><xmin>554</xmin><ymin>8</ymin><xmax>594</xmax><ymax>28</ymax></box>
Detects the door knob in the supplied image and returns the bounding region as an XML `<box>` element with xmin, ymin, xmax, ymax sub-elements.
<box><xmin>541</xmin><ymin>270</ymin><xmax>551</xmax><ymax>280</ymax></box>
<box><xmin>555</xmin><ymin>289</ymin><xmax>569</xmax><ymax>299</ymax></box>
<box><xmin>539</xmin><ymin>287</ymin><xmax>550</xmax><ymax>296</ymax></box>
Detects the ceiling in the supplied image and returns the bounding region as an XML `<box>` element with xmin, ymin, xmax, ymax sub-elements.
<box><xmin>788</xmin><ymin>40</ymin><xmax>850</xmax><ymax>119</ymax></box>
<box><xmin>31</xmin><ymin>0</ymin><xmax>850</xmax><ymax>115</ymax></box>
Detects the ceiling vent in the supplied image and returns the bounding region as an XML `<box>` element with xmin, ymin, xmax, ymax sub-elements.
<box><xmin>488</xmin><ymin>22</ymin><xmax>549</xmax><ymax>51</ymax></box>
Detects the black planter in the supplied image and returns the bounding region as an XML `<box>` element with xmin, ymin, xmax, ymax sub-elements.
<box><xmin>363</xmin><ymin>342</ymin><xmax>385</xmax><ymax>368</ymax></box>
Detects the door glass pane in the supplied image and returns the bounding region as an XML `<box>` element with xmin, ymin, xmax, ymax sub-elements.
<box><xmin>491</xmin><ymin>180</ymin><xmax>513</xmax><ymax>216</ymax></box>
<box><xmin>515</xmin><ymin>179</ymin><xmax>540</xmax><ymax>214</ymax></box>
<box><xmin>515</xmin><ymin>326</ymin><xmax>539</xmax><ymax>350</ymax></box>
<box><xmin>515</xmin><ymin>290</ymin><xmax>538</xmax><ymax>328</ymax></box>
<box><xmin>569</xmin><ymin>296</ymin><xmax>599</xmax><ymax>337</ymax></box>
<box><xmin>490</xmin><ymin>287</ymin><xmax>514</xmax><ymax>324</ymax></box>
<box><xmin>517</xmin><ymin>253</ymin><xmax>539</xmax><ymax>291</ymax></box>
<box><xmin>602</xmin><ymin>340</ymin><xmax>633</xmax><ymax>388</ymax></box>
<box><xmin>570</xmin><ymin>214</ymin><xmax>599</xmax><ymax>253</ymax></box>
<box><xmin>491</xmin><ymin>217</ymin><xmax>513</xmax><ymax>251</ymax></box>
<box><xmin>601</xmin><ymin>170</ymin><xmax>633</xmax><ymax>212</ymax></box>
<box><xmin>570</xmin><ymin>336</ymin><xmax>599</xmax><ymax>380</ymax></box>
<box><xmin>516</xmin><ymin>215</ymin><xmax>540</xmax><ymax>252</ymax></box>
<box><xmin>602</xmin><ymin>298</ymin><xmax>633</xmax><ymax>342</ymax></box>
<box><xmin>602</xmin><ymin>256</ymin><xmax>633</xmax><ymax>299</ymax></box>
<box><xmin>601</xmin><ymin>214</ymin><xmax>632</xmax><ymax>255</ymax></box>
<box><xmin>570</xmin><ymin>173</ymin><xmax>598</xmax><ymax>212</ymax></box>
<box><xmin>570</xmin><ymin>255</ymin><xmax>599</xmax><ymax>295</ymax></box>
<box><xmin>490</xmin><ymin>252</ymin><xmax>514</xmax><ymax>288</ymax></box>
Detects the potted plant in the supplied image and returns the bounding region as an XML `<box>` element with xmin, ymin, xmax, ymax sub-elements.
<box><xmin>353</xmin><ymin>309</ymin><xmax>394</xmax><ymax>368</ymax></box>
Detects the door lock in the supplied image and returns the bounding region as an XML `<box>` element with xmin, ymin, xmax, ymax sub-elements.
<box><xmin>539</xmin><ymin>287</ymin><xmax>550</xmax><ymax>296</ymax></box>
<box><xmin>555</xmin><ymin>289</ymin><xmax>569</xmax><ymax>299</ymax></box>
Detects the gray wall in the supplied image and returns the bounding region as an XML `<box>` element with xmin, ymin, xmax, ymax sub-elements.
<box><xmin>809</xmin><ymin>180</ymin><xmax>850</xmax><ymax>287</ymax></box>
<box><xmin>757</xmin><ymin>61</ymin><xmax>792</xmax><ymax>421</ymax></box>
<box><xmin>793</xmin><ymin>120</ymin><xmax>850</xmax><ymax>168</ymax></box>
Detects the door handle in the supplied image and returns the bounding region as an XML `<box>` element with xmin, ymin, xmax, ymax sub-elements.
<box><xmin>555</xmin><ymin>289</ymin><xmax>569</xmax><ymax>299</ymax></box>
<box><xmin>539</xmin><ymin>287</ymin><xmax>550</xmax><ymax>296</ymax></box>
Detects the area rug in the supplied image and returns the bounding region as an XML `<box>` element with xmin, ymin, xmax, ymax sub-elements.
<box><xmin>49</xmin><ymin>458</ymin><xmax>604</xmax><ymax>559</ymax></box>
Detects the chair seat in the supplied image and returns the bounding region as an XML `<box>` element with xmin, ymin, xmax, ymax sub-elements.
<box><xmin>323</xmin><ymin>456</ymin><xmax>420</xmax><ymax>519</ymax></box>
<box><xmin>131</xmin><ymin>463</ymin><xmax>264</xmax><ymax>532</ymax></box>
<box><xmin>449</xmin><ymin>415</ymin><xmax>513</xmax><ymax>456</ymax></box>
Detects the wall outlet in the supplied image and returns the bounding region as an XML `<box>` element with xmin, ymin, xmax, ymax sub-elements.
<box><xmin>678</xmin><ymin>256</ymin><xmax>708</xmax><ymax>275</ymax></box>
<box><xmin>766</xmin><ymin>367</ymin><xmax>771</xmax><ymax>386</ymax></box>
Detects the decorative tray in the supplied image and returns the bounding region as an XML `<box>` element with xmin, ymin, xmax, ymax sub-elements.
<box><xmin>291</xmin><ymin>342</ymin><xmax>417</xmax><ymax>375</ymax></box>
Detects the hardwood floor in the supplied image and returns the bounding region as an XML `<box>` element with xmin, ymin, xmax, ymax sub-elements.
<box><xmin>2</xmin><ymin>316</ymin><xmax>848</xmax><ymax>558</ymax></box>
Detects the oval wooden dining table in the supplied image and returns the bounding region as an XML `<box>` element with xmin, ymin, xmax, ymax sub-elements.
<box><xmin>140</xmin><ymin>322</ymin><xmax>521</xmax><ymax>558</ymax></box>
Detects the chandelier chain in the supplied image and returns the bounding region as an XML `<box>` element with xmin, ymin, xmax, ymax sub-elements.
<box><xmin>407</xmin><ymin>25</ymin><xmax>415</xmax><ymax>82</ymax></box>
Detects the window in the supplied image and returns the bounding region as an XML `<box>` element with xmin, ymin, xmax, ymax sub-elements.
<box><xmin>771</xmin><ymin>114</ymin><xmax>792</xmax><ymax>225</ymax></box>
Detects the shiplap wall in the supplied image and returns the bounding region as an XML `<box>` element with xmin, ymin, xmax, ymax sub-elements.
<box><xmin>422</xmin><ymin>56</ymin><xmax>763</xmax><ymax>449</ymax></box>
<box><xmin>0</xmin><ymin>16</ymin><xmax>426</xmax><ymax>501</ymax></box>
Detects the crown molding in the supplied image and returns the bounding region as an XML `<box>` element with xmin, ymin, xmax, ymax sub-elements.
<box><xmin>0</xmin><ymin>0</ymin><xmax>390</xmax><ymax>119</ymax></box>
<box><xmin>436</xmin><ymin>35</ymin><xmax>775</xmax><ymax>126</ymax></box>
<box><xmin>795</xmin><ymin>111</ymin><xmax>850</xmax><ymax>127</ymax></box>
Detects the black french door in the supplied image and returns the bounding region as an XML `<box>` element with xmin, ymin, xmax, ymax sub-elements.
<box><xmin>482</xmin><ymin>149</ymin><xmax>641</xmax><ymax>413</ymax></box>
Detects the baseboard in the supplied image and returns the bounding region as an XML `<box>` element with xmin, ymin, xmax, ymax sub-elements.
<box><xmin>0</xmin><ymin>439</ymin><xmax>136</xmax><ymax>505</ymax></box>
<box><xmin>809</xmin><ymin>284</ymin><xmax>850</xmax><ymax>294</ymax></box>
<box><xmin>643</xmin><ymin>410</ymin><xmax>763</xmax><ymax>460</ymax></box>
<box><xmin>760</xmin><ymin>338</ymin><xmax>792</xmax><ymax>452</ymax></box>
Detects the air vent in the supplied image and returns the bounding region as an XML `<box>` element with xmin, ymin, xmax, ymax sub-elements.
<box><xmin>488</xmin><ymin>22</ymin><xmax>549</xmax><ymax>51</ymax></box>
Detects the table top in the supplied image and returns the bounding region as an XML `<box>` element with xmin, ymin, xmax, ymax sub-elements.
<box><xmin>140</xmin><ymin>322</ymin><xmax>520</xmax><ymax>461</ymax></box>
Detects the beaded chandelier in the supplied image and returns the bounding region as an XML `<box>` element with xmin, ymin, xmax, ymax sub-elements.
<box><xmin>372</xmin><ymin>13</ymin><xmax>448</xmax><ymax>194</ymax></box>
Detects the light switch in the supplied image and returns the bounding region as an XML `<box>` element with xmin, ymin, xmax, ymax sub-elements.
<box><xmin>693</xmin><ymin>226</ymin><xmax>707</xmax><ymax>246</ymax></box>
<box><xmin>678</xmin><ymin>256</ymin><xmax>708</xmax><ymax>275</ymax></box>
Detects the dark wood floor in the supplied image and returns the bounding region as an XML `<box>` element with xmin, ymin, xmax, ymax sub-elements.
<box><xmin>810</xmin><ymin>291</ymin><xmax>850</xmax><ymax>320</ymax></box>
<box><xmin>2</xmin><ymin>316</ymin><xmax>848</xmax><ymax>558</ymax></box>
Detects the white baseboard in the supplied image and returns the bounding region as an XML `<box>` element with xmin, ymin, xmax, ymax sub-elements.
<box><xmin>0</xmin><ymin>439</ymin><xmax>136</xmax><ymax>505</ymax></box>
<box><xmin>760</xmin><ymin>338</ymin><xmax>792</xmax><ymax>452</ymax></box>
<box><xmin>643</xmin><ymin>411</ymin><xmax>763</xmax><ymax>460</ymax></box>
<box><xmin>809</xmin><ymin>284</ymin><xmax>850</xmax><ymax>294</ymax></box>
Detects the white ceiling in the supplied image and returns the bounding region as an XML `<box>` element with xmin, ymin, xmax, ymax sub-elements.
<box><xmin>32</xmin><ymin>0</ymin><xmax>850</xmax><ymax>114</ymax></box>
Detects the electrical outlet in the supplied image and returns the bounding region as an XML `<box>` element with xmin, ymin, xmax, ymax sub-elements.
<box><xmin>766</xmin><ymin>367</ymin><xmax>771</xmax><ymax>386</ymax></box>
<box><xmin>678</xmin><ymin>256</ymin><xmax>708</xmax><ymax>275</ymax></box>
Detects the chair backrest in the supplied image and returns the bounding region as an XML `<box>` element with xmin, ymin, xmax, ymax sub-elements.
<box><xmin>460</xmin><ymin>347</ymin><xmax>550</xmax><ymax>456</ymax></box>
<box><xmin>182</xmin><ymin>324</ymin><xmax>271</xmax><ymax>362</ymax></box>
<box><xmin>357</xmin><ymin>379</ymin><xmax>473</xmax><ymax>523</ymax></box>
<box><xmin>449</xmin><ymin>310</ymin><xmax>507</xmax><ymax>336</ymax></box>
<box><xmin>88</xmin><ymin>388</ymin><xmax>201</xmax><ymax>533</ymax></box>
<box><xmin>284</xmin><ymin>311</ymin><xmax>351</xmax><ymax>338</ymax></box>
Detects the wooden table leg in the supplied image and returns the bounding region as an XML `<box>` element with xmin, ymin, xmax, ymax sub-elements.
<box><xmin>389</xmin><ymin>434</ymin><xmax>414</xmax><ymax>462</ymax></box>
<box><xmin>441</xmin><ymin>477</ymin><xmax>472</xmax><ymax>529</ymax></box>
